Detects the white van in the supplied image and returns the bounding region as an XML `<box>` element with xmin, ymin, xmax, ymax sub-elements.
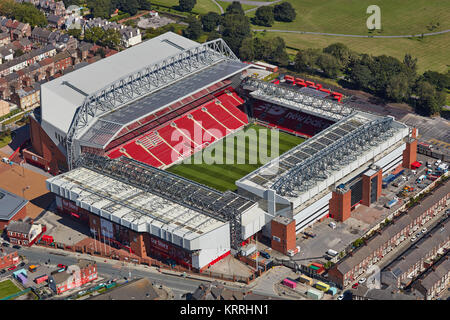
<box><xmin>327</xmin><ymin>249</ymin><xmax>339</xmax><ymax>257</ymax></box>
<box><xmin>329</xmin><ymin>222</ymin><xmax>337</xmax><ymax>229</ymax></box>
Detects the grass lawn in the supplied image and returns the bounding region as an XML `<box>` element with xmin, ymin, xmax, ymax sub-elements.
<box><xmin>0</xmin><ymin>134</ymin><xmax>12</xmax><ymax>148</ymax></box>
<box><xmin>167</xmin><ymin>124</ymin><xmax>305</xmax><ymax>191</ymax></box>
<box><xmin>250</xmin><ymin>0</ymin><xmax>450</xmax><ymax>36</ymax></box>
<box><xmin>0</xmin><ymin>280</ymin><xmax>22</xmax><ymax>299</ymax></box>
<box><xmin>257</xmin><ymin>31</ymin><xmax>450</xmax><ymax>73</ymax></box>
<box><xmin>151</xmin><ymin>0</ymin><xmax>222</xmax><ymax>15</ymax></box>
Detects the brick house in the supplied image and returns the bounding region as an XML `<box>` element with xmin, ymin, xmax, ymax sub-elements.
<box><xmin>381</xmin><ymin>219</ymin><xmax>449</xmax><ymax>288</ymax></box>
<box><xmin>412</xmin><ymin>256</ymin><xmax>450</xmax><ymax>300</ymax></box>
<box><xmin>6</xmin><ymin>220</ymin><xmax>44</xmax><ymax>246</ymax></box>
<box><xmin>49</xmin><ymin>259</ymin><xmax>97</xmax><ymax>294</ymax></box>
<box><xmin>47</xmin><ymin>14</ymin><xmax>65</xmax><ymax>29</ymax></box>
<box><xmin>0</xmin><ymin>248</ymin><xmax>20</xmax><ymax>270</ymax></box>
<box><xmin>328</xmin><ymin>184</ymin><xmax>450</xmax><ymax>288</ymax></box>
<box><xmin>11</xmin><ymin>85</ymin><xmax>40</xmax><ymax>111</ymax></box>
<box><xmin>52</xmin><ymin>51</ymin><xmax>72</xmax><ymax>73</ymax></box>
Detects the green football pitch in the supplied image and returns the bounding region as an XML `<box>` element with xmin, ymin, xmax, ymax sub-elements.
<box><xmin>167</xmin><ymin>124</ymin><xmax>305</xmax><ymax>192</ymax></box>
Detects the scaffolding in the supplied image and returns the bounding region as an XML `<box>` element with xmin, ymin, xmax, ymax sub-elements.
<box><xmin>243</xmin><ymin>78</ymin><xmax>354</xmax><ymax>121</ymax></box>
<box><xmin>271</xmin><ymin>116</ymin><xmax>396</xmax><ymax>196</ymax></box>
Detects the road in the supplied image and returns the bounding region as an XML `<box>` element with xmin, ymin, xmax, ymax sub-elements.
<box><xmin>11</xmin><ymin>245</ymin><xmax>286</xmax><ymax>299</ymax></box>
<box><xmin>251</xmin><ymin>29</ymin><xmax>450</xmax><ymax>38</ymax></box>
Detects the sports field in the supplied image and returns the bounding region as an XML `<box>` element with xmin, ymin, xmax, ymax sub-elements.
<box><xmin>0</xmin><ymin>280</ymin><xmax>21</xmax><ymax>299</ymax></box>
<box><xmin>167</xmin><ymin>124</ymin><xmax>305</xmax><ymax>191</ymax></box>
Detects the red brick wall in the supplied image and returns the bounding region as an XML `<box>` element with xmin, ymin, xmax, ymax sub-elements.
<box><xmin>402</xmin><ymin>139</ymin><xmax>418</xmax><ymax>169</ymax></box>
<box><xmin>0</xmin><ymin>251</ymin><xmax>18</xmax><ymax>269</ymax></box>
<box><xmin>129</xmin><ymin>230</ymin><xmax>146</xmax><ymax>258</ymax></box>
<box><xmin>330</xmin><ymin>189</ymin><xmax>352</xmax><ymax>222</ymax></box>
<box><xmin>0</xmin><ymin>206</ymin><xmax>27</xmax><ymax>230</ymax></box>
<box><xmin>271</xmin><ymin>219</ymin><xmax>296</xmax><ymax>254</ymax></box>
<box><xmin>362</xmin><ymin>169</ymin><xmax>382</xmax><ymax>206</ymax></box>
<box><xmin>29</xmin><ymin>116</ymin><xmax>67</xmax><ymax>174</ymax></box>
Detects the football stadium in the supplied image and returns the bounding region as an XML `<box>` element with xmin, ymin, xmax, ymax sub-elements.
<box><xmin>30</xmin><ymin>32</ymin><xmax>418</xmax><ymax>270</ymax></box>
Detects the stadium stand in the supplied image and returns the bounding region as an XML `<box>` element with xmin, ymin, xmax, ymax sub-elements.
<box><xmin>106</xmin><ymin>90</ymin><xmax>249</xmax><ymax>168</ymax></box>
<box><xmin>251</xmin><ymin>101</ymin><xmax>335</xmax><ymax>137</ymax></box>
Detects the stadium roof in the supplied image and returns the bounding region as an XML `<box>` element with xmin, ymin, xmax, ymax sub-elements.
<box><xmin>41</xmin><ymin>32</ymin><xmax>199</xmax><ymax>134</ymax></box>
<box><xmin>243</xmin><ymin>78</ymin><xmax>354</xmax><ymax>122</ymax></box>
<box><xmin>47</xmin><ymin>154</ymin><xmax>257</xmax><ymax>248</ymax></box>
<box><xmin>78</xmin><ymin>59</ymin><xmax>248</xmax><ymax>148</ymax></box>
<box><xmin>237</xmin><ymin>111</ymin><xmax>409</xmax><ymax>201</ymax></box>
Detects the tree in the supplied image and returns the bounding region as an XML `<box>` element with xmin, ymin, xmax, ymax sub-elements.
<box><xmin>420</xmin><ymin>70</ymin><xmax>450</xmax><ymax>92</ymax></box>
<box><xmin>225</xmin><ymin>1</ymin><xmax>245</xmax><ymax>16</ymax></box>
<box><xmin>368</xmin><ymin>55</ymin><xmax>406</xmax><ymax>97</ymax></box>
<box><xmin>0</xmin><ymin>1</ymin><xmax>47</xmax><ymax>27</ymax></box>
<box><xmin>183</xmin><ymin>17</ymin><xmax>202</xmax><ymax>40</ymax></box>
<box><xmin>293</xmin><ymin>49</ymin><xmax>320</xmax><ymax>73</ymax></box>
<box><xmin>273</xmin><ymin>2</ymin><xmax>296</xmax><ymax>22</ymax></box>
<box><xmin>87</xmin><ymin>0</ymin><xmax>111</xmax><ymax>19</ymax></box>
<box><xmin>252</xmin><ymin>6</ymin><xmax>274</xmax><ymax>27</ymax></box>
<box><xmin>206</xmin><ymin>30</ymin><xmax>221</xmax><ymax>41</ymax></box>
<box><xmin>220</xmin><ymin>13</ymin><xmax>251</xmax><ymax>54</ymax></box>
<box><xmin>84</xmin><ymin>26</ymin><xmax>105</xmax><ymax>44</ymax></box>
<box><xmin>348</xmin><ymin>62</ymin><xmax>372</xmax><ymax>90</ymax></box>
<box><xmin>138</xmin><ymin>0</ymin><xmax>151</xmax><ymax>10</ymax></box>
<box><xmin>101</xmin><ymin>28</ymin><xmax>121</xmax><ymax>48</ymax></box>
<box><xmin>323</xmin><ymin>43</ymin><xmax>352</xmax><ymax>68</ymax></box>
<box><xmin>414</xmin><ymin>81</ymin><xmax>443</xmax><ymax>116</ymax></box>
<box><xmin>386</xmin><ymin>72</ymin><xmax>410</xmax><ymax>102</ymax></box>
<box><xmin>68</xmin><ymin>28</ymin><xmax>82</xmax><ymax>39</ymax></box>
<box><xmin>267</xmin><ymin>36</ymin><xmax>289</xmax><ymax>66</ymax></box>
<box><xmin>316</xmin><ymin>53</ymin><xmax>341</xmax><ymax>78</ymax></box>
<box><xmin>201</xmin><ymin>12</ymin><xmax>221</xmax><ymax>32</ymax></box>
<box><xmin>239</xmin><ymin>37</ymin><xmax>254</xmax><ymax>61</ymax></box>
<box><xmin>178</xmin><ymin>0</ymin><xmax>196</xmax><ymax>12</ymax></box>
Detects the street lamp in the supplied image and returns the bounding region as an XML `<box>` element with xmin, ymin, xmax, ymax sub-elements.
<box><xmin>22</xmin><ymin>186</ymin><xmax>30</xmax><ymax>198</ymax></box>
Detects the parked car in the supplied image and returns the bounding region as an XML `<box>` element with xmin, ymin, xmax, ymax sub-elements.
<box><xmin>13</xmin><ymin>245</ymin><xmax>21</xmax><ymax>249</ymax></box>
<box><xmin>8</xmin><ymin>266</ymin><xmax>16</xmax><ymax>271</ymax></box>
<box><xmin>410</xmin><ymin>236</ymin><xmax>417</xmax><ymax>242</ymax></box>
<box><xmin>18</xmin><ymin>262</ymin><xmax>25</xmax><ymax>267</ymax></box>
<box><xmin>1</xmin><ymin>243</ymin><xmax>9</xmax><ymax>247</ymax></box>
<box><xmin>0</xmin><ymin>269</ymin><xmax>5</xmax><ymax>274</ymax></box>
<box><xmin>358</xmin><ymin>277</ymin><xmax>367</xmax><ymax>284</ymax></box>
<box><xmin>57</xmin><ymin>264</ymin><xmax>67</xmax><ymax>269</ymax></box>
<box><xmin>260</xmin><ymin>251</ymin><xmax>270</xmax><ymax>259</ymax></box>
<box><xmin>352</xmin><ymin>283</ymin><xmax>359</xmax><ymax>289</ymax></box>
<box><xmin>421</xmin><ymin>228</ymin><xmax>427</xmax><ymax>233</ymax></box>
<box><xmin>337</xmin><ymin>295</ymin><xmax>344</xmax><ymax>300</ymax></box>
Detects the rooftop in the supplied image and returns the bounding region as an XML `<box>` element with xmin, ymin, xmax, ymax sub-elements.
<box><xmin>40</xmin><ymin>32</ymin><xmax>199</xmax><ymax>134</ymax></box>
<box><xmin>0</xmin><ymin>188</ymin><xmax>28</xmax><ymax>221</ymax></box>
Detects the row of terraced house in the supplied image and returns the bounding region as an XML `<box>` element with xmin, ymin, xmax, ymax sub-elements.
<box><xmin>328</xmin><ymin>182</ymin><xmax>450</xmax><ymax>287</ymax></box>
<box><xmin>381</xmin><ymin>218</ymin><xmax>449</xmax><ymax>288</ymax></box>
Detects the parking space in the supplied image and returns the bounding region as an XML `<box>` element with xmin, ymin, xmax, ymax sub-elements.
<box><xmin>293</xmin><ymin>218</ymin><xmax>366</xmax><ymax>265</ymax></box>
<box><xmin>35</xmin><ymin>207</ymin><xmax>90</xmax><ymax>246</ymax></box>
